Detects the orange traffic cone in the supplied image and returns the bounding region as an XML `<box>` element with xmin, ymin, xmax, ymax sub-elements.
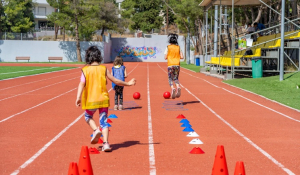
<box><xmin>234</xmin><ymin>161</ymin><xmax>245</xmax><ymax>175</ymax></box>
<box><xmin>67</xmin><ymin>162</ymin><xmax>79</xmax><ymax>175</ymax></box>
<box><xmin>98</xmin><ymin>138</ymin><xmax>103</xmax><ymax>144</ymax></box>
<box><xmin>78</xmin><ymin>146</ymin><xmax>93</xmax><ymax>175</ymax></box>
<box><xmin>211</xmin><ymin>145</ymin><xmax>229</xmax><ymax>175</ymax></box>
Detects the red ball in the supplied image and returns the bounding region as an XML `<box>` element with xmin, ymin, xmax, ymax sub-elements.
<box><xmin>163</xmin><ymin>91</ymin><xmax>171</xmax><ymax>99</ymax></box>
<box><xmin>133</xmin><ymin>92</ymin><xmax>140</xmax><ymax>99</ymax></box>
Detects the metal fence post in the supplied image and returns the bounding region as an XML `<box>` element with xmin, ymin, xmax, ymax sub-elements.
<box><xmin>279</xmin><ymin>0</ymin><xmax>285</xmax><ymax>81</ymax></box>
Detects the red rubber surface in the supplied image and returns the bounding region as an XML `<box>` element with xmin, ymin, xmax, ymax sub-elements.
<box><xmin>0</xmin><ymin>62</ymin><xmax>299</xmax><ymax>175</ymax></box>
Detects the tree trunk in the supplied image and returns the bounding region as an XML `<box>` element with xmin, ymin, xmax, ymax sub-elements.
<box><xmin>226</xmin><ymin>25</ymin><xmax>231</xmax><ymax>51</ymax></box>
<box><xmin>244</xmin><ymin>8</ymin><xmax>250</xmax><ymax>24</ymax></box>
<box><xmin>250</xmin><ymin>7</ymin><xmax>255</xmax><ymax>22</ymax></box>
<box><xmin>63</xmin><ymin>27</ymin><xmax>65</xmax><ymax>41</ymax></box>
<box><xmin>101</xmin><ymin>26</ymin><xmax>105</xmax><ymax>36</ymax></box>
<box><xmin>75</xmin><ymin>13</ymin><xmax>82</xmax><ymax>62</ymax></box>
<box><xmin>197</xmin><ymin>18</ymin><xmax>204</xmax><ymax>55</ymax></box>
<box><xmin>274</xmin><ymin>0</ymin><xmax>282</xmax><ymax>26</ymax></box>
<box><xmin>253</xmin><ymin>5</ymin><xmax>263</xmax><ymax>23</ymax></box>
<box><xmin>54</xmin><ymin>24</ymin><xmax>58</xmax><ymax>40</ymax></box>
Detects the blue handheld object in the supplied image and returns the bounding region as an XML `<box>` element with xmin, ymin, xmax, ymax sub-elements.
<box><xmin>179</xmin><ymin>119</ymin><xmax>190</xmax><ymax>124</ymax></box>
<box><xmin>183</xmin><ymin>127</ymin><xmax>194</xmax><ymax>132</ymax></box>
<box><xmin>108</xmin><ymin>114</ymin><xmax>118</xmax><ymax>118</ymax></box>
<box><xmin>181</xmin><ymin>123</ymin><xmax>192</xmax><ymax>127</ymax></box>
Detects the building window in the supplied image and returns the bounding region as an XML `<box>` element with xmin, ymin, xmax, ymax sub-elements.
<box><xmin>38</xmin><ymin>7</ymin><xmax>46</xmax><ymax>16</ymax></box>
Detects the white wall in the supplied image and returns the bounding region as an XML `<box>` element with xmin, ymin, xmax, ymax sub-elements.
<box><xmin>111</xmin><ymin>35</ymin><xmax>185</xmax><ymax>62</ymax></box>
<box><xmin>0</xmin><ymin>40</ymin><xmax>107</xmax><ymax>62</ymax></box>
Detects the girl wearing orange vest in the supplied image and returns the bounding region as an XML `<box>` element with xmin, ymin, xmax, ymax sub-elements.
<box><xmin>76</xmin><ymin>46</ymin><xmax>136</xmax><ymax>152</ymax></box>
<box><xmin>164</xmin><ymin>34</ymin><xmax>184</xmax><ymax>99</ymax></box>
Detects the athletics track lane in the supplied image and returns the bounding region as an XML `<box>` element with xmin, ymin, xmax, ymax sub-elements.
<box><xmin>0</xmin><ymin>63</ymin><xmax>131</xmax><ymax>174</ymax></box>
<box><xmin>1</xmin><ymin>62</ymin><xmax>299</xmax><ymax>174</ymax></box>
<box><xmin>12</xmin><ymin>63</ymin><xmax>149</xmax><ymax>175</ymax></box>
<box><xmin>162</xmin><ymin>63</ymin><xmax>300</xmax><ymax>174</ymax></box>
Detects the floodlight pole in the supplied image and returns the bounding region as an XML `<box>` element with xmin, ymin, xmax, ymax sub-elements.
<box><xmin>231</xmin><ymin>0</ymin><xmax>234</xmax><ymax>79</ymax></box>
<box><xmin>205</xmin><ymin>10</ymin><xmax>208</xmax><ymax>66</ymax></box>
<box><xmin>279</xmin><ymin>0</ymin><xmax>285</xmax><ymax>81</ymax></box>
<box><xmin>187</xmin><ymin>17</ymin><xmax>190</xmax><ymax>65</ymax></box>
<box><xmin>214</xmin><ymin>5</ymin><xmax>218</xmax><ymax>57</ymax></box>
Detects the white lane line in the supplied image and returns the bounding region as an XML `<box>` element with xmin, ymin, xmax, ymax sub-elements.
<box><xmin>222</xmin><ymin>81</ymin><xmax>300</xmax><ymax>113</ymax></box>
<box><xmin>157</xmin><ymin>64</ymin><xmax>295</xmax><ymax>175</ymax></box>
<box><xmin>10</xmin><ymin>113</ymin><xmax>84</xmax><ymax>175</ymax></box>
<box><xmin>0</xmin><ymin>67</ymin><xmax>58</xmax><ymax>75</ymax></box>
<box><xmin>0</xmin><ymin>72</ymin><xmax>79</xmax><ymax>91</ymax></box>
<box><xmin>181</xmin><ymin>70</ymin><xmax>220</xmax><ymax>88</ymax></box>
<box><xmin>9</xmin><ymin>63</ymin><xmax>139</xmax><ymax>174</ymax></box>
<box><xmin>0</xmin><ymin>88</ymin><xmax>76</xmax><ymax>123</ymax></box>
<box><xmin>147</xmin><ymin>64</ymin><xmax>156</xmax><ymax>175</ymax></box>
<box><xmin>0</xmin><ymin>67</ymin><xmax>79</xmax><ymax>81</ymax></box>
<box><xmin>0</xmin><ymin>77</ymin><xmax>78</xmax><ymax>102</ymax></box>
<box><xmin>222</xmin><ymin>88</ymin><xmax>300</xmax><ymax>123</ymax></box>
<box><xmin>180</xmin><ymin>68</ymin><xmax>300</xmax><ymax>122</ymax></box>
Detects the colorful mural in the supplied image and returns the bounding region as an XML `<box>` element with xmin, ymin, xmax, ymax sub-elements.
<box><xmin>115</xmin><ymin>46</ymin><xmax>161</xmax><ymax>59</ymax></box>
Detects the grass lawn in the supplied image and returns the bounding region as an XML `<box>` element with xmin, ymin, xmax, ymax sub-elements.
<box><xmin>181</xmin><ymin>62</ymin><xmax>202</xmax><ymax>72</ymax></box>
<box><xmin>224</xmin><ymin>72</ymin><xmax>300</xmax><ymax>110</ymax></box>
<box><xmin>0</xmin><ymin>66</ymin><xmax>76</xmax><ymax>80</ymax></box>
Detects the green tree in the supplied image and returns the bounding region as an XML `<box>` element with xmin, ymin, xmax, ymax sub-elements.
<box><xmin>165</xmin><ymin>0</ymin><xmax>204</xmax><ymax>54</ymax></box>
<box><xmin>47</xmin><ymin>0</ymin><xmax>96</xmax><ymax>62</ymax></box>
<box><xmin>121</xmin><ymin>0</ymin><xmax>163</xmax><ymax>33</ymax></box>
<box><xmin>90</xmin><ymin>1</ymin><xmax>130</xmax><ymax>36</ymax></box>
<box><xmin>0</xmin><ymin>0</ymin><xmax>6</xmax><ymax>33</ymax></box>
<box><xmin>4</xmin><ymin>0</ymin><xmax>35</xmax><ymax>33</ymax></box>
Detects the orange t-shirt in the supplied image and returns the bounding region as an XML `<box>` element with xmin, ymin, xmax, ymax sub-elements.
<box><xmin>166</xmin><ymin>45</ymin><xmax>181</xmax><ymax>66</ymax></box>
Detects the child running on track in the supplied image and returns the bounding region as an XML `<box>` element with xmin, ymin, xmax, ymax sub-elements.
<box><xmin>112</xmin><ymin>56</ymin><xmax>127</xmax><ymax>111</ymax></box>
<box><xmin>76</xmin><ymin>46</ymin><xmax>136</xmax><ymax>152</ymax></box>
<box><xmin>164</xmin><ymin>33</ymin><xmax>184</xmax><ymax>99</ymax></box>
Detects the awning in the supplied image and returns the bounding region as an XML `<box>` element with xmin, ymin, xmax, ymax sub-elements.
<box><xmin>199</xmin><ymin>0</ymin><xmax>269</xmax><ymax>9</ymax></box>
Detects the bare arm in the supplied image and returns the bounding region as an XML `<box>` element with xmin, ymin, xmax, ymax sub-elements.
<box><xmin>180</xmin><ymin>50</ymin><xmax>184</xmax><ymax>60</ymax></box>
<box><xmin>164</xmin><ymin>54</ymin><xmax>168</xmax><ymax>60</ymax></box>
<box><xmin>124</xmin><ymin>67</ymin><xmax>128</xmax><ymax>78</ymax></box>
<box><xmin>107</xmin><ymin>69</ymin><xmax>135</xmax><ymax>86</ymax></box>
<box><xmin>76</xmin><ymin>82</ymin><xmax>85</xmax><ymax>107</ymax></box>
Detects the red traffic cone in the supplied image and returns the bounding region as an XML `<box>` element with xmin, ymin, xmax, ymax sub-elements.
<box><xmin>78</xmin><ymin>146</ymin><xmax>93</xmax><ymax>175</ymax></box>
<box><xmin>234</xmin><ymin>161</ymin><xmax>245</xmax><ymax>175</ymax></box>
<box><xmin>89</xmin><ymin>147</ymin><xmax>100</xmax><ymax>154</ymax></box>
<box><xmin>98</xmin><ymin>138</ymin><xmax>103</xmax><ymax>144</ymax></box>
<box><xmin>176</xmin><ymin>114</ymin><xmax>186</xmax><ymax>119</ymax></box>
<box><xmin>189</xmin><ymin>147</ymin><xmax>205</xmax><ymax>154</ymax></box>
<box><xmin>67</xmin><ymin>162</ymin><xmax>79</xmax><ymax>175</ymax></box>
<box><xmin>107</xmin><ymin>119</ymin><xmax>113</xmax><ymax>123</ymax></box>
<box><xmin>211</xmin><ymin>145</ymin><xmax>229</xmax><ymax>175</ymax></box>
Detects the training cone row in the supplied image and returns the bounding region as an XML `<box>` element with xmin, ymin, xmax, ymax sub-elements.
<box><xmin>68</xmin><ymin>146</ymin><xmax>94</xmax><ymax>175</ymax></box>
<box><xmin>177</xmin><ymin>114</ymin><xmax>205</xmax><ymax>154</ymax></box>
<box><xmin>211</xmin><ymin>145</ymin><xmax>246</xmax><ymax>175</ymax></box>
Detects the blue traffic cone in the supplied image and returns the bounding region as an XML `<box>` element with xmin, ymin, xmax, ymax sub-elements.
<box><xmin>179</xmin><ymin>119</ymin><xmax>190</xmax><ymax>123</ymax></box>
<box><xmin>108</xmin><ymin>114</ymin><xmax>118</xmax><ymax>118</ymax></box>
<box><xmin>183</xmin><ymin>127</ymin><xmax>194</xmax><ymax>132</ymax></box>
<box><xmin>181</xmin><ymin>123</ymin><xmax>192</xmax><ymax>127</ymax></box>
<box><xmin>107</xmin><ymin>123</ymin><xmax>112</xmax><ymax>127</ymax></box>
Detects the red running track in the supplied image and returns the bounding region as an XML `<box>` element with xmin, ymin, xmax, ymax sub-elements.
<box><xmin>0</xmin><ymin>62</ymin><xmax>299</xmax><ymax>175</ymax></box>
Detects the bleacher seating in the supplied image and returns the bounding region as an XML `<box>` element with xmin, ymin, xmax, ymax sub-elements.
<box><xmin>205</xmin><ymin>30</ymin><xmax>300</xmax><ymax>67</ymax></box>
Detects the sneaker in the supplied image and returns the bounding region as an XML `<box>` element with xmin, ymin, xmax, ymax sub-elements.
<box><xmin>102</xmin><ymin>142</ymin><xmax>112</xmax><ymax>152</ymax></box>
<box><xmin>114</xmin><ymin>105</ymin><xmax>118</xmax><ymax>110</ymax></box>
<box><xmin>91</xmin><ymin>128</ymin><xmax>102</xmax><ymax>144</ymax></box>
<box><xmin>119</xmin><ymin>105</ymin><xmax>123</xmax><ymax>110</ymax></box>
<box><xmin>176</xmin><ymin>87</ymin><xmax>181</xmax><ymax>98</ymax></box>
<box><xmin>171</xmin><ymin>88</ymin><xmax>176</xmax><ymax>99</ymax></box>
